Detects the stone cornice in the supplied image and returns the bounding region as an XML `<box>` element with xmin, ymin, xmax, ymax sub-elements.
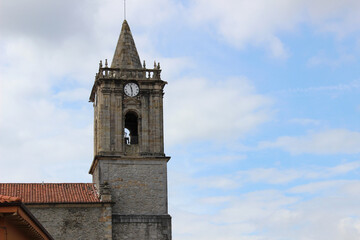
<box><xmin>89</xmin><ymin>155</ymin><xmax>171</xmax><ymax>174</ymax></box>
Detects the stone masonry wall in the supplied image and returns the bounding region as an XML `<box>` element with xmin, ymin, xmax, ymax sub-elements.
<box><xmin>112</xmin><ymin>215</ymin><xmax>171</xmax><ymax>240</ymax></box>
<box><xmin>95</xmin><ymin>158</ymin><xmax>168</xmax><ymax>215</ymax></box>
<box><xmin>27</xmin><ymin>204</ymin><xmax>112</xmax><ymax>240</ymax></box>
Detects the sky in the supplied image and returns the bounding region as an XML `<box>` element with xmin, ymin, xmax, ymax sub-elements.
<box><xmin>1</xmin><ymin>0</ymin><xmax>360</xmax><ymax>239</ymax></box>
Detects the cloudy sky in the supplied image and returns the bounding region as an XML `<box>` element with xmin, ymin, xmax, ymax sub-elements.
<box><xmin>1</xmin><ymin>0</ymin><xmax>360</xmax><ymax>239</ymax></box>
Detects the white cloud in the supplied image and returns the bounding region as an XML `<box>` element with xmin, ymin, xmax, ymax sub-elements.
<box><xmin>0</xmin><ymin>5</ymin><xmax>98</xmax><ymax>182</ymax></box>
<box><xmin>278</xmin><ymin>81</ymin><xmax>360</xmax><ymax>94</ymax></box>
<box><xmin>200</xmin><ymin>196</ymin><xmax>233</xmax><ymax>205</ymax></box>
<box><xmin>169</xmin><ymin>161</ymin><xmax>360</xmax><ymax>202</ymax></box>
<box><xmin>171</xmin><ymin>180</ymin><xmax>360</xmax><ymax>240</ymax></box>
<box><xmin>197</xmin><ymin>176</ymin><xmax>240</xmax><ymax>189</ymax></box>
<box><xmin>237</xmin><ymin>168</ymin><xmax>301</xmax><ymax>184</ymax></box>
<box><xmin>338</xmin><ymin>217</ymin><xmax>360</xmax><ymax>240</ymax></box>
<box><xmin>327</xmin><ymin>161</ymin><xmax>360</xmax><ymax>176</ymax></box>
<box><xmin>259</xmin><ymin>129</ymin><xmax>360</xmax><ymax>154</ymax></box>
<box><xmin>290</xmin><ymin>118</ymin><xmax>321</xmax><ymax>125</ymax></box>
<box><xmin>226</xmin><ymin>161</ymin><xmax>360</xmax><ymax>185</ymax></box>
<box><xmin>189</xmin><ymin>0</ymin><xmax>299</xmax><ymax>58</ymax></box>
<box><xmin>195</xmin><ymin>154</ymin><xmax>247</xmax><ymax>164</ymax></box>
<box><xmin>0</xmin><ymin>60</ymin><xmax>93</xmax><ymax>182</ymax></box>
<box><xmin>188</xmin><ymin>0</ymin><xmax>360</xmax><ymax>58</ymax></box>
<box><xmin>289</xmin><ymin>180</ymin><xmax>348</xmax><ymax>194</ymax></box>
<box><xmin>308</xmin><ymin>52</ymin><xmax>356</xmax><ymax>67</ymax></box>
<box><xmin>0</xmin><ymin>0</ymin><xmax>98</xmax><ymax>42</ymax></box>
<box><xmin>53</xmin><ymin>88</ymin><xmax>90</xmax><ymax>103</ymax></box>
<box><xmin>172</xmin><ymin>190</ymin><xmax>300</xmax><ymax>240</ymax></box>
<box><xmin>170</xmin><ymin>154</ymin><xmax>360</xmax><ymax>239</ymax></box>
<box><xmin>165</xmin><ymin>77</ymin><xmax>272</xmax><ymax>145</ymax></box>
<box><xmin>3</xmin><ymin>0</ymin><xmax>360</xmax><ymax>63</ymax></box>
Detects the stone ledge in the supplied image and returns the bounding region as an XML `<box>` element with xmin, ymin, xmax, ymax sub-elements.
<box><xmin>89</xmin><ymin>155</ymin><xmax>171</xmax><ymax>174</ymax></box>
<box><xmin>112</xmin><ymin>214</ymin><xmax>171</xmax><ymax>224</ymax></box>
<box><xmin>26</xmin><ymin>202</ymin><xmax>113</xmax><ymax>208</ymax></box>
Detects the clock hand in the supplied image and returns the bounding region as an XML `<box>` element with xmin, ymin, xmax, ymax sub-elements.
<box><xmin>131</xmin><ymin>85</ymin><xmax>133</xmax><ymax>95</ymax></box>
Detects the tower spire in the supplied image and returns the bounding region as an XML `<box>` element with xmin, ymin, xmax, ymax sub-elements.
<box><xmin>124</xmin><ymin>0</ymin><xmax>126</xmax><ymax>20</ymax></box>
<box><xmin>111</xmin><ymin>20</ymin><xmax>142</xmax><ymax>69</ymax></box>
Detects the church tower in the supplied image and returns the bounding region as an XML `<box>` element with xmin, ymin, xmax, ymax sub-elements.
<box><xmin>89</xmin><ymin>20</ymin><xmax>171</xmax><ymax>240</ymax></box>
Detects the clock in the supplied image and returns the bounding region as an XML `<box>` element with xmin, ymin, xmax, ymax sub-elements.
<box><xmin>124</xmin><ymin>83</ymin><xmax>139</xmax><ymax>97</ymax></box>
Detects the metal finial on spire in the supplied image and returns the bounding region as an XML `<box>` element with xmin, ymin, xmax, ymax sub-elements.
<box><xmin>124</xmin><ymin>0</ymin><xmax>126</xmax><ymax>20</ymax></box>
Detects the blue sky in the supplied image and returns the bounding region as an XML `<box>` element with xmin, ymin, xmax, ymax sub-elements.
<box><xmin>1</xmin><ymin>0</ymin><xmax>360</xmax><ymax>239</ymax></box>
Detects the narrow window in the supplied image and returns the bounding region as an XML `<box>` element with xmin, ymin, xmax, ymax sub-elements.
<box><xmin>124</xmin><ymin>112</ymin><xmax>138</xmax><ymax>144</ymax></box>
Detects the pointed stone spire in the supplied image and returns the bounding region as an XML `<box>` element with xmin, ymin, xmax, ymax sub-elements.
<box><xmin>111</xmin><ymin>20</ymin><xmax>142</xmax><ymax>69</ymax></box>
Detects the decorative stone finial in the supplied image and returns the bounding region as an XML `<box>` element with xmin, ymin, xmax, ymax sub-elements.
<box><xmin>154</xmin><ymin>61</ymin><xmax>156</xmax><ymax>69</ymax></box>
<box><xmin>157</xmin><ymin>62</ymin><xmax>161</xmax><ymax>69</ymax></box>
<box><xmin>143</xmin><ymin>60</ymin><xmax>146</xmax><ymax>69</ymax></box>
<box><xmin>105</xmin><ymin>59</ymin><xmax>108</xmax><ymax>68</ymax></box>
<box><xmin>99</xmin><ymin>60</ymin><xmax>103</xmax><ymax>68</ymax></box>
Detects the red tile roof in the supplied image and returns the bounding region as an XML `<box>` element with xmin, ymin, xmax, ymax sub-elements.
<box><xmin>0</xmin><ymin>194</ymin><xmax>22</xmax><ymax>203</ymax></box>
<box><xmin>0</xmin><ymin>183</ymin><xmax>101</xmax><ymax>204</ymax></box>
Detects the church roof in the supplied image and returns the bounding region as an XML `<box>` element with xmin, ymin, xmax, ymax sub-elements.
<box><xmin>111</xmin><ymin>20</ymin><xmax>142</xmax><ymax>69</ymax></box>
<box><xmin>0</xmin><ymin>183</ymin><xmax>101</xmax><ymax>204</ymax></box>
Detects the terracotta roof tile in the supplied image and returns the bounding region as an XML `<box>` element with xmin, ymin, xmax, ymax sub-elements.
<box><xmin>0</xmin><ymin>183</ymin><xmax>101</xmax><ymax>204</ymax></box>
<box><xmin>0</xmin><ymin>194</ymin><xmax>22</xmax><ymax>203</ymax></box>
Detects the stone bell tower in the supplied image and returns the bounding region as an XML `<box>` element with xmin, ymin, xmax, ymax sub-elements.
<box><xmin>89</xmin><ymin>20</ymin><xmax>171</xmax><ymax>240</ymax></box>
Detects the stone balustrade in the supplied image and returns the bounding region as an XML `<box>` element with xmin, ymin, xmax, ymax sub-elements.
<box><xmin>96</xmin><ymin>67</ymin><xmax>161</xmax><ymax>81</ymax></box>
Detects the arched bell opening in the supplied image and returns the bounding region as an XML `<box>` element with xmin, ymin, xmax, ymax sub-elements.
<box><xmin>124</xmin><ymin>111</ymin><xmax>138</xmax><ymax>145</ymax></box>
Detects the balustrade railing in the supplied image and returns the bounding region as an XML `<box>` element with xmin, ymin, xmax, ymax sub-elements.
<box><xmin>96</xmin><ymin>67</ymin><xmax>161</xmax><ymax>80</ymax></box>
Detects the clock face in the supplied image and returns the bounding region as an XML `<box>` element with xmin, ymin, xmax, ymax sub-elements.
<box><xmin>124</xmin><ymin>83</ymin><xmax>139</xmax><ymax>97</ymax></box>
